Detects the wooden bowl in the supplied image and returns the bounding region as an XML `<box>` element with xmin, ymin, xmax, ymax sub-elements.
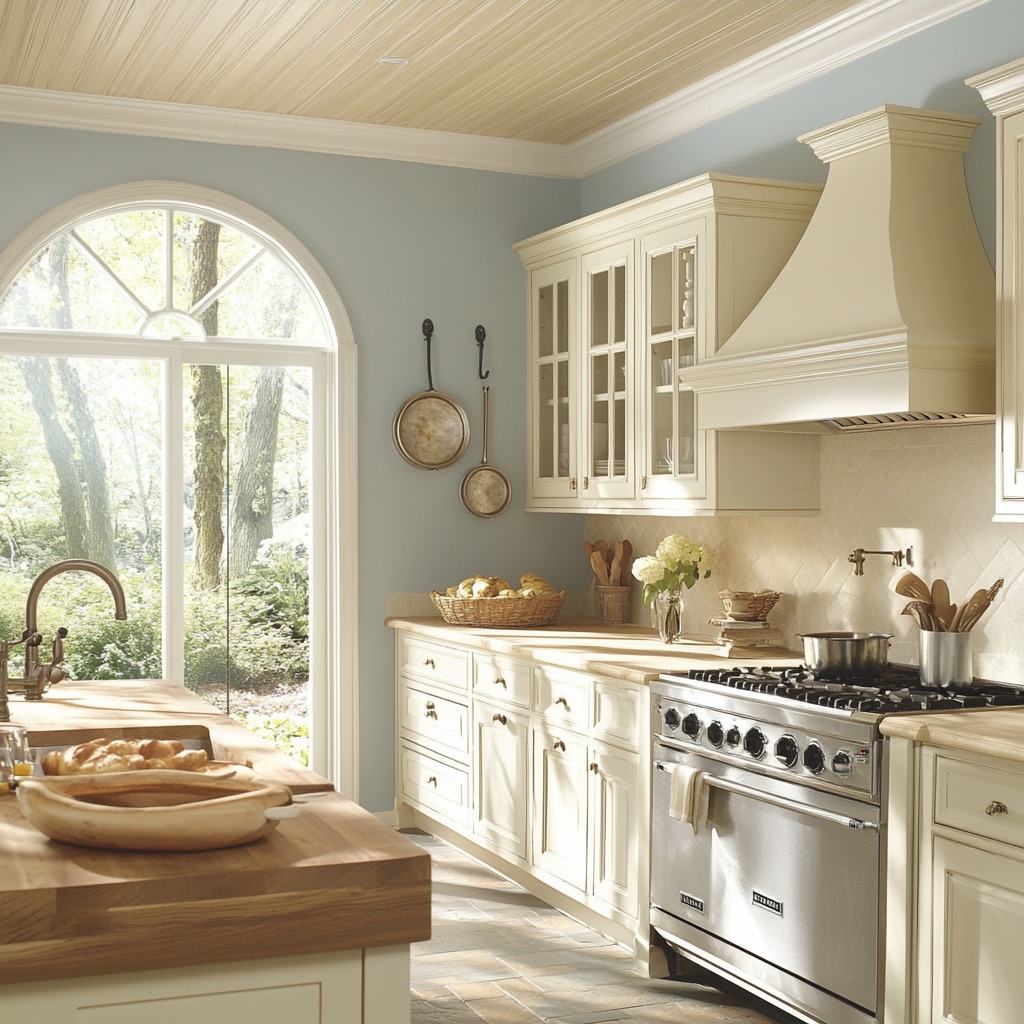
<box><xmin>719</xmin><ymin>589</ymin><xmax>781</xmax><ymax>621</ymax></box>
<box><xmin>17</xmin><ymin>770</ymin><xmax>292</xmax><ymax>851</ymax></box>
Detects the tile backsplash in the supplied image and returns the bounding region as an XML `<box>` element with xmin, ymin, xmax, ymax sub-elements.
<box><xmin>587</xmin><ymin>424</ymin><xmax>1024</xmax><ymax>683</ymax></box>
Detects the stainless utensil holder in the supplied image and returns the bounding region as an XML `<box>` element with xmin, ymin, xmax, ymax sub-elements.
<box><xmin>919</xmin><ymin>630</ymin><xmax>972</xmax><ymax>687</ymax></box>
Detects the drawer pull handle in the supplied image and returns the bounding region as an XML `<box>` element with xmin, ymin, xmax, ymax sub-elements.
<box><xmin>425</xmin><ymin>701</ymin><xmax>438</xmax><ymax>720</ymax></box>
<box><xmin>590</xmin><ymin>761</ymin><xmax>599</xmax><ymax>774</ymax></box>
<box><xmin>986</xmin><ymin>800</ymin><xmax>1009</xmax><ymax>816</ymax></box>
<box><xmin>555</xmin><ymin>696</ymin><xmax>571</xmax><ymax>710</ymax></box>
<box><xmin>424</xmin><ymin>658</ymin><xmax>435</xmax><ymax>669</ymax></box>
<box><xmin>427</xmin><ymin>776</ymin><xmax>438</xmax><ymax>786</ymax></box>
<box><xmin>492</xmin><ymin>713</ymin><xmax>507</xmax><ymax>726</ymax></box>
<box><xmin>553</xmin><ymin>739</ymin><xmax>566</xmax><ymax>752</ymax></box>
<box><xmin>494</xmin><ymin>676</ymin><xmax>507</xmax><ymax>687</ymax></box>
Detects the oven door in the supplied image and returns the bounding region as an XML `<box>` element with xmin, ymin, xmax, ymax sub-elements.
<box><xmin>651</xmin><ymin>744</ymin><xmax>881</xmax><ymax>1018</ymax></box>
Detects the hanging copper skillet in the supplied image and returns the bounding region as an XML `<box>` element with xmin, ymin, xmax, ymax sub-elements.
<box><xmin>460</xmin><ymin>385</ymin><xmax>511</xmax><ymax>518</ymax></box>
<box><xmin>393</xmin><ymin>319</ymin><xmax>470</xmax><ymax>470</ymax></box>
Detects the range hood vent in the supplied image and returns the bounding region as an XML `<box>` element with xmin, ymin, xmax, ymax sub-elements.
<box><xmin>682</xmin><ymin>106</ymin><xmax>995</xmax><ymax>432</ymax></box>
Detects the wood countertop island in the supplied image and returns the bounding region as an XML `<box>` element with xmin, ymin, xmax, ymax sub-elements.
<box><xmin>0</xmin><ymin>680</ymin><xmax>430</xmax><ymax>1024</ymax></box>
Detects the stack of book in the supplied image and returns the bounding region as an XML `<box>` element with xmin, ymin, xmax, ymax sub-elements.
<box><xmin>708</xmin><ymin>616</ymin><xmax>784</xmax><ymax>649</ymax></box>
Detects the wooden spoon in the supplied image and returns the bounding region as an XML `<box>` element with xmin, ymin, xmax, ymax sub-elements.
<box><xmin>893</xmin><ymin>571</ymin><xmax>932</xmax><ymax>603</ymax></box>
<box><xmin>950</xmin><ymin>589</ymin><xmax>987</xmax><ymax>632</ymax></box>
<box><xmin>609</xmin><ymin>541</ymin><xmax>624</xmax><ymax>587</ymax></box>
<box><xmin>930</xmin><ymin>579</ymin><xmax>953</xmax><ymax>631</ymax></box>
<box><xmin>590</xmin><ymin>550</ymin><xmax>610</xmax><ymax>587</ymax></box>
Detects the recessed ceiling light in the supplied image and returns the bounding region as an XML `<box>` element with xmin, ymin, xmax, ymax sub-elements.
<box><xmin>379</xmin><ymin>56</ymin><xmax>409</xmax><ymax>67</ymax></box>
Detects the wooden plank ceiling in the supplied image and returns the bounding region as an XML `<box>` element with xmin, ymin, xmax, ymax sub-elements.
<box><xmin>0</xmin><ymin>0</ymin><xmax>868</xmax><ymax>144</ymax></box>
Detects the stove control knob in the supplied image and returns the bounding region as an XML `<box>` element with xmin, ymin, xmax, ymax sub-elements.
<box><xmin>743</xmin><ymin>727</ymin><xmax>767</xmax><ymax>760</ymax></box>
<box><xmin>774</xmin><ymin>734</ymin><xmax>799</xmax><ymax>768</ymax></box>
<box><xmin>682</xmin><ymin>713</ymin><xmax>703</xmax><ymax>739</ymax></box>
<box><xmin>726</xmin><ymin>726</ymin><xmax>742</xmax><ymax>748</ymax></box>
<box><xmin>803</xmin><ymin>741</ymin><xmax>826</xmax><ymax>775</ymax></box>
<box><xmin>663</xmin><ymin>707</ymin><xmax>681</xmax><ymax>731</ymax></box>
<box><xmin>706</xmin><ymin>720</ymin><xmax>725</xmax><ymax>748</ymax></box>
<box><xmin>831</xmin><ymin>750</ymin><xmax>854</xmax><ymax>777</ymax></box>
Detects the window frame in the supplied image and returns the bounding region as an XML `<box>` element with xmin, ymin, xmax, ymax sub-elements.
<box><xmin>0</xmin><ymin>182</ymin><xmax>358</xmax><ymax>798</ymax></box>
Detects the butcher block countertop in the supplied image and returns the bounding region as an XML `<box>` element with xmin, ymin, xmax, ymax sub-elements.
<box><xmin>0</xmin><ymin>679</ymin><xmax>430</xmax><ymax>985</ymax></box>
<box><xmin>881</xmin><ymin>706</ymin><xmax>1024</xmax><ymax>763</ymax></box>
<box><xmin>385</xmin><ymin>615</ymin><xmax>804</xmax><ymax>684</ymax></box>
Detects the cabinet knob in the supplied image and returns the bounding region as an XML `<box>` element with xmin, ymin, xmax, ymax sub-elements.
<box><xmin>570</xmin><ymin>477</ymin><xmax>577</xmax><ymax>492</ymax></box>
<box><xmin>492</xmin><ymin>713</ymin><xmax>507</xmax><ymax>726</ymax></box>
<box><xmin>986</xmin><ymin>800</ymin><xmax>1009</xmax><ymax>816</ymax></box>
<box><xmin>582</xmin><ymin>476</ymin><xmax>589</xmax><ymax>490</ymax></box>
<box><xmin>424</xmin><ymin>658</ymin><xmax>435</xmax><ymax>669</ymax></box>
<box><xmin>426</xmin><ymin>776</ymin><xmax>438</xmax><ymax>786</ymax></box>
<box><xmin>641</xmin><ymin>475</ymin><xmax>648</xmax><ymax>490</ymax></box>
<box><xmin>553</xmin><ymin>739</ymin><xmax>566</xmax><ymax>752</ymax></box>
<box><xmin>425</xmin><ymin>701</ymin><xmax>438</xmax><ymax>720</ymax></box>
<box><xmin>555</xmin><ymin>696</ymin><xmax>570</xmax><ymax>710</ymax></box>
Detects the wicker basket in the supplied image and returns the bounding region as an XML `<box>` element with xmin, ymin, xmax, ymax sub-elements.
<box><xmin>718</xmin><ymin>589</ymin><xmax>781</xmax><ymax>621</ymax></box>
<box><xmin>431</xmin><ymin>590</ymin><xmax>566</xmax><ymax>628</ymax></box>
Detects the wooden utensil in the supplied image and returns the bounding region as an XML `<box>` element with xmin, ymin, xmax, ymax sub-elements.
<box><xmin>893</xmin><ymin>571</ymin><xmax>932</xmax><ymax>603</ymax></box>
<box><xmin>621</xmin><ymin>540</ymin><xmax>633</xmax><ymax>583</ymax></box>
<box><xmin>902</xmin><ymin>601</ymin><xmax>937</xmax><ymax>631</ymax></box>
<box><xmin>950</xmin><ymin>589</ymin><xmax>987</xmax><ymax>632</ymax></box>
<box><xmin>930</xmin><ymin>579</ymin><xmax>953</xmax><ymax>631</ymax></box>
<box><xmin>590</xmin><ymin>550</ymin><xmax>610</xmax><ymax>586</ymax></box>
<box><xmin>609</xmin><ymin>541</ymin><xmax>624</xmax><ymax>586</ymax></box>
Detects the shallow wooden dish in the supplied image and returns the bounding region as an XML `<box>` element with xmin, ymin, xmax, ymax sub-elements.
<box><xmin>17</xmin><ymin>770</ymin><xmax>292</xmax><ymax>851</ymax></box>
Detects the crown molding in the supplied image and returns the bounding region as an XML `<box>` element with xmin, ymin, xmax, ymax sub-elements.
<box><xmin>570</xmin><ymin>0</ymin><xmax>994</xmax><ymax>175</ymax></box>
<box><xmin>0</xmin><ymin>0</ymin><xmax>994</xmax><ymax>180</ymax></box>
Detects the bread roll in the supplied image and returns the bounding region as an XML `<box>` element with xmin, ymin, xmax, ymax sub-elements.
<box><xmin>41</xmin><ymin>738</ymin><xmax>209</xmax><ymax>776</ymax></box>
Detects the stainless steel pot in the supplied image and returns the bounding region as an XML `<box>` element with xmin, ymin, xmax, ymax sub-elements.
<box><xmin>797</xmin><ymin>631</ymin><xmax>893</xmax><ymax>678</ymax></box>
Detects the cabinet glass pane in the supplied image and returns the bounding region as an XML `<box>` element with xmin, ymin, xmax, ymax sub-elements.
<box><xmin>538</xmin><ymin>283</ymin><xmax>553</xmax><ymax>359</ymax></box>
<box><xmin>613</xmin><ymin>264</ymin><xmax>626</xmax><ymax>343</ymax></box>
<box><xmin>650</xmin><ymin>251</ymin><xmax>673</xmax><ymax>335</ymax></box>
<box><xmin>556</xmin><ymin>280</ymin><xmax>569</xmax><ymax>354</ymax></box>
<box><xmin>646</xmin><ymin>240</ymin><xmax>697</xmax><ymax>479</ymax></box>
<box><xmin>591</xmin><ymin>270</ymin><xmax>608</xmax><ymax>348</ymax></box>
<box><xmin>538</xmin><ymin>363</ymin><xmax>554</xmax><ymax>478</ymax></box>
<box><xmin>557</xmin><ymin>361</ymin><xmax>569</xmax><ymax>477</ymax></box>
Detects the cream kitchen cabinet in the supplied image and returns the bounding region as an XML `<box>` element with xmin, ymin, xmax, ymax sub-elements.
<box><xmin>393</xmin><ymin>629</ymin><xmax>647</xmax><ymax>953</ymax></box>
<box><xmin>970</xmin><ymin>58</ymin><xmax>1024</xmax><ymax>520</ymax></box>
<box><xmin>919</xmin><ymin>749</ymin><xmax>1024</xmax><ymax>1024</ymax></box>
<box><xmin>885</xmin><ymin>736</ymin><xmax>1024</xmax><ymax>1024</ymax></box>
<box><xmin>515</xmin><ymin>173</ymin><xmax>822</xmax><ymax>514</ymax></box>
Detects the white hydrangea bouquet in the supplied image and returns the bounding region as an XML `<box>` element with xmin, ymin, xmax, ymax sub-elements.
<box><xmin>631</xmin><ymin>534</ymin><xmax>714</xmax><ymax>605</ymax></box>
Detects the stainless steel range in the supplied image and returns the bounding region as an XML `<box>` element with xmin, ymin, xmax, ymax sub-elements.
<box><xmin>650</xmin><ymin>665</ymin><xmax>1024</xmax><ymax>1024</ymax></box>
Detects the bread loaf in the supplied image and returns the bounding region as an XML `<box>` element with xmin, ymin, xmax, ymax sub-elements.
<box><xmin>41</xmin><ymin>738</ymin><xmax>209</xmax><ymax>776</ymax></box>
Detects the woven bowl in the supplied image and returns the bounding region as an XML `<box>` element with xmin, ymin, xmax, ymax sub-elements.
<box><xmin>431</xmin><ymin>590</ymin><xmax>566</xmax><ymax>628</ymax></box>
<box><xmin>719</xmin><ymin>589</ymin><xmax>781</xmax><ymax>622</ymax></box>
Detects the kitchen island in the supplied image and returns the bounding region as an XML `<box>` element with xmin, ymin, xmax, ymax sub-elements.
<box><xmin>0</xmin><ymin>679</ymin><xmax>431</xmax><ymax>1024</ymax></box>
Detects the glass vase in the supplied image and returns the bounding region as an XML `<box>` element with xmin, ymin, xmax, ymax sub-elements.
<box><xmin>651</xmin><ymin>590</ymin><xmax>684</xmax><ymax>643</ymax></box>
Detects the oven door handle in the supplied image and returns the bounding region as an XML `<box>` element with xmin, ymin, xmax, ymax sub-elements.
<box><xmin>654</xmin><ymin>761</ymin><xmax>879</xmax><ymax>831</ymax></box>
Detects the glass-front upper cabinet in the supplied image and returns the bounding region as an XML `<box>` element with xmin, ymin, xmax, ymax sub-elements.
<box><xmin>640</xmin><ymin>223</ymin><xmax>701</xmax><ymax>501</ymax></box>
<box><xmin>581</xmin><ymin>241</ymin><xmax>635</xmax><ymax>502</ymax></box>
<box><xmin>527</xmin><ymin>258</ymin><xmax>577</xmax><ymax>502</ymax></box>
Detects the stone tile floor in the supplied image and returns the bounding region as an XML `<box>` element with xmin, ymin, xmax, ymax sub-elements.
<box><xmin>407</xmin><ymin>832</ymin><xmax>800</xmax><ymax>1024</ymax></box>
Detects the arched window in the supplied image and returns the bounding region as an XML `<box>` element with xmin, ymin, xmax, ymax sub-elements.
<box><xmin>0</xmin><ymin>183</ymin><xmax>356</xmax><ymax>793</ymax></box>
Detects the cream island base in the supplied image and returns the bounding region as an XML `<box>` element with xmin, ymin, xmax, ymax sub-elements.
<box><xmin>0</xmin><ymin>680</ymin><xmax>431</xmax><ymax>1024</ymax></box>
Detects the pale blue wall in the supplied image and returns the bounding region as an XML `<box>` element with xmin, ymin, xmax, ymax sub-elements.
<box><xmin>1</xmin><ymin>0</ymin><xmax>1022</xmax><ymax>813</ymax></box>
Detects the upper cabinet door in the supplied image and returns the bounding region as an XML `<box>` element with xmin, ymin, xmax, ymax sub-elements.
<box><xmin>526</xmin><ymin>257</ymin><xmax>578</xmax><ymax>504</ymax></box>
<box><xmin>580</xmin><ymin>242</ymin><xmax>636</xmax><ymax>503</ymax></box>
<box><xmin>970</xmin><ymin>59</ymin><xmax>1024</xmax><ymax>520</ymax></box>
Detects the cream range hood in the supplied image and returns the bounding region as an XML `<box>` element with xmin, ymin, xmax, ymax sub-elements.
<box><xmin>682</xmin><ymin>105</ymin><xmax>995</xmax><ymax>432</ymax></box>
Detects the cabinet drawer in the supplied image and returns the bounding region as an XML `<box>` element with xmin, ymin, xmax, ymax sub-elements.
<box><xmin>400</xmin><ymin>682</ymin><xmax>470</xmax><ymax>760</ymax></box>
<box><xmin>934</xmin><ymin>755</ymin><xmax>1024</xmax><ymax>848</ymax></box>
<box><xmin>593</xmin><ymin>679</ymin><xmax>640</xmax><ymax>751</ymax></box>
<box><xmin>399</xmin><ymin>743</ymin><xmax>471</xmax><ymax>827</ymax></box>
<box><xmin>399</xmin><ymin>635</ymin><xmax>470</xmax><ymax>690</ymax></box>
<box><xmin>473</xmin><ymin>653</ymin><xmax>532</xmax><ymax>708</ymax></box>
<box><xmin>534</xmin><ymin>667</ymin><xmax>590</xmax><ymax>730</ymax></box>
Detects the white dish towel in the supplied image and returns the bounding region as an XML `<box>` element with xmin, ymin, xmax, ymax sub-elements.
<box><xmin>668</xmin><ymin>763</ymin><xmax>710</xmax><ymax>834</ymax></box>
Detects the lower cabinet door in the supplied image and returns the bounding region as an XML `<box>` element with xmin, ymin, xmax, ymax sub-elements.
<box><xmin>473</xmin><ymin>700</ymin><xmax>528</xmax><ymax>858</ymax></box>
<box><xmin>588</xmin><ymin>742</ymin><xmax>639</xmax><ymax>916</ymax></box>
<box><xmin>930</xmin><ymin>836</ymin><xmax>1024</xmax><ymax>1024</ymax></box>
<box><xmin>531</xmin><ymin>726</ymin><xmax>588</xmax><ymax>891</ymax></box>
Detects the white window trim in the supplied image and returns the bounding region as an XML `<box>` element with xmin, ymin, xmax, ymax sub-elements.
<box><xmin>0</xmin><ymin>182</ymin><xmax>359</xmax><ymax>799</ymax></box>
